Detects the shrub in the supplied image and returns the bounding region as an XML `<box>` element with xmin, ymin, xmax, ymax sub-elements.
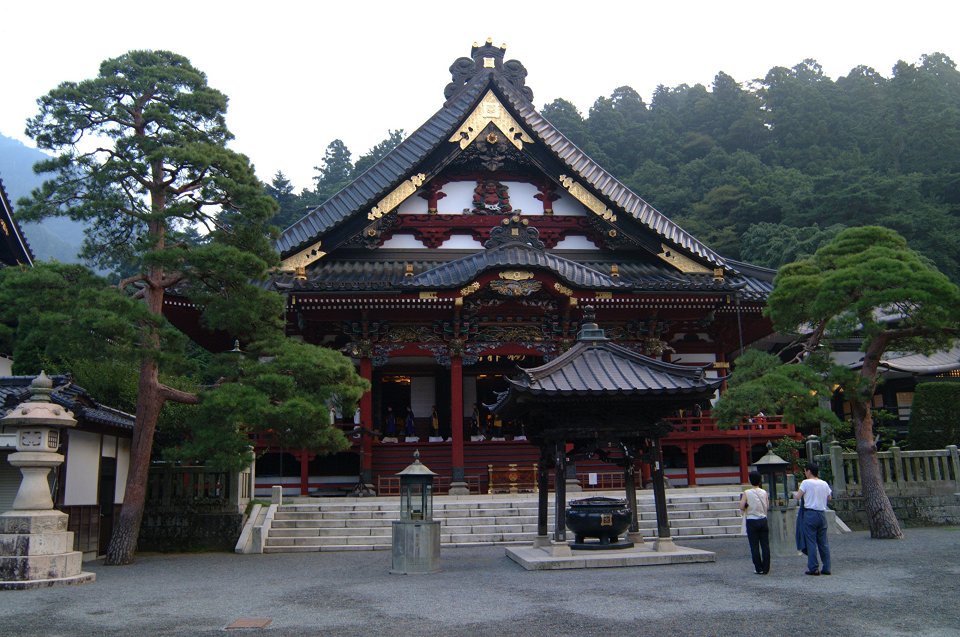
<box><xmin>908</xmin><ymin>382</ymin><xmax>960</xmax><ymax>449</ymax></box>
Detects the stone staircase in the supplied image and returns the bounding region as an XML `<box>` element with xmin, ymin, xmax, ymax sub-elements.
<box><xmin>262</xmin><ymin>491</ymin><xmax>743</xmax><ymax>553</ymax></box>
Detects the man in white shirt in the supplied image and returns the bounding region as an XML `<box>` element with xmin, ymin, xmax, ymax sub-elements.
<box><xmin>796</xmin><ymin>462</ymin><xmax>832</xmax><ymax>575</ymax></box>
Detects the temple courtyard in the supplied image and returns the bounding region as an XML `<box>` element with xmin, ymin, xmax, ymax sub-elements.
<box><xmin>0</xmin><ymin>527</ymin><xmax>956</xmax><ymax>636</ymax></box>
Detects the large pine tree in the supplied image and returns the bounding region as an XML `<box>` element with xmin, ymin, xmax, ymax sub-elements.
<box><xmin>19</xmin><ymin>50</ymin><xmax>284</xmax><ymax>564</ymax></box>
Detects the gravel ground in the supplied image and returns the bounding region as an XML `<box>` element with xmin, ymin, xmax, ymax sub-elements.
<box><xmin>1</xmin><ymin>527</ymin><xmax>958</xmax><ymax>637</ymax></box>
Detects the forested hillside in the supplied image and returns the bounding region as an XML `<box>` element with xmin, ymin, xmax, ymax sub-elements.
<box><xmin>269</xmin><ymin>53</ymin><xmax>960</xmax><ymax>281</ymax></box>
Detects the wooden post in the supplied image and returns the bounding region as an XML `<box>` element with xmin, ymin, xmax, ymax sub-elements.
<box><xmin>686</xmin><ymin>443</ymin><xmax>697</xmax><ymax>487</ymax></box>
<box><xmin>651</xmin><ymin>436</ymin><xmax>671</xmax><ymax>541</ymax></box>
<box><xmin>449</xmin><ymin>356</ymin><xmax>468</xmax><ymax>495</ymax></box>
<box><xmin>554</xmin><ymin>441</ymin><xmax>566</xmax><ymax>542</ymax></box>
<box><xmin>738</xmin><ymin>439</ymin><xmax>749</xmax><ymax>484</ymax></box>
<box><xmin>624</xmin><ymin>460</ymin><xmax>639</xmax><ymax>534</ymax></box>
<box><xmin>299</xmin><ymin>451</ymin><xmax>310</xmax><ymax>496</ymax></box>
<box><xmin>537</xmin><ymin>449</ymin><xmax>549</xmax><ymax>538</ymax></box>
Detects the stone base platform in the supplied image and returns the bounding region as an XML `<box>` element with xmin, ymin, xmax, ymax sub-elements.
<box><xmin>0</xmin><ymin>572</ymin><xmax>96</xmax><ymax>590</ymax></box>
<box><xmin>505</xmin><ymin>542</ymin><xmax>716</xmax><ymax>571</ymax></box>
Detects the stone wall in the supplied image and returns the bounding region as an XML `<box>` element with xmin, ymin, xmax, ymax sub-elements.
<box><xmin>831</xmin><ymin>493</ymin><xmax>960</xmax><ymax>529</ymax></box>
<box><xmin>137</xmin><ymin>506</ymin><xmax>242</xmax><ymax>552</ymax></box>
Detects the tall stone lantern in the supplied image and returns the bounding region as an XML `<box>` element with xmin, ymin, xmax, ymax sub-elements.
<box><xmin>0</xmin><ymin>372</ymin><xmax>95</xmax><ymax>588</ymax></box>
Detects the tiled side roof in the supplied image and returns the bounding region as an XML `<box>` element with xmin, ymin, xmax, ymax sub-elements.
<box><xmin>490</xmin><ymin>74</ymin><xmax>730</xmax><ymax>271</ymax></box>
<box><xmin>0</xmin><ymin>177</ymin><xmax>35</xmax><ymax>267</ymax></box>
<box><xmin>270</xmin><ymin>252</ymin><xmax>772</xmax><ymax>298</ymax></box>
<box><xmin>276</xmin><ymin>79</ymin><xmax>489</xmax><ymax>256</ymax></box>
<box><xmin>0</xmin><ymin>375</ymin><xmax>135</xmax><ymax>432</ymax></box>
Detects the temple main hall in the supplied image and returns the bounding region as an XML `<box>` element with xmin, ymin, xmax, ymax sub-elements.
<box><xmin>239</xmin><ymin>41</ymin><xmax>797</xmax><ymax>495</ymax></box>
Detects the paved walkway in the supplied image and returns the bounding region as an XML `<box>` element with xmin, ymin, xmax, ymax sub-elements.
<box><xmin>1</xmin><ymin>527</ymin><xmax>957</xmax><ymax>636</ymax></box>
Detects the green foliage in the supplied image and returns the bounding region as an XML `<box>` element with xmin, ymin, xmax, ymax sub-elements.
<box><xmin>0</xmin><ymin>263</ymin><xmax>186</xmax><ymax>372</ymax></box>
<box><xmin>353</xmin><ymin>130</ymin><xmax>405</xmax><ymax>176</ymax></box>
<box><xmin>713</xmin><ymin>350</ymin><xmax>841</xmax><ymax>432</ymax></box>
<box><xmin>766</xmin><ymin>226</ymin><xmax>960</xmax><ymax>379</ymax></box>
<box><xmin>167</xmin><ymin>339</ymin><xmax>370</xmax><ymax>471</ymax></box>
<box><xmin>908</xmin><ymin>382</ymin><xmax>960</xmax><ymax>448</ymax></box>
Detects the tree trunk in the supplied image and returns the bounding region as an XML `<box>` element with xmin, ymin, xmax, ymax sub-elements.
<box><xmin>104</xmin><ymin>353</ymin><xmax>165</xmax><ymax>564</ymax></box>
<box><xmin>852</xmin><ymin>341</ymin><xmax>904</xmax><ymax>540</ymax></box>
<box><xmin>105</xmin><ymin>237</ymin><xmax>168</xmax><ymax>565</ymax></box>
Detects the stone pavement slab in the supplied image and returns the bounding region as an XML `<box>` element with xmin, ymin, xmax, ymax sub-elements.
<box><xmin>0</xmin><ymin>527</ymin><xmax>958</xmax><ymax>636</ymax></box>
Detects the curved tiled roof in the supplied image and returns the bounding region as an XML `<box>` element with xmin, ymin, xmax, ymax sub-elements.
<box><xmin>0</xmin><ymin>375</ymin><xmax>135</xmax><ymax>432</ymax></box>
<box><xmin>0</xmin><ymin>178</ymin><xmax>35</xmax><ymax>267</ymax></box>
<box><xmin>398</xmin><ymin>243</ymin><xmax>629</xmax><ymax>290</ymax></box>
<box><xmin>275</xmin><ymin>47</ymin><xmax>732</xmax><ymax>273</ymax></box>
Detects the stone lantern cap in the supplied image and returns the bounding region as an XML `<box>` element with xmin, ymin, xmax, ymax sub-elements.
<box><xmin>396</xmin><ymin>450</ymin><xmax>437</xmax><ymax>477</ymax></box>
<box><xmin>752</xmin><ymin>442</ymin><xmax>789</xmax><ymax>473</ymax></box>
<box><xmin>0</xmin><ymin>371</ymin><xmax>77</xmax><ymax>430</ymax></box>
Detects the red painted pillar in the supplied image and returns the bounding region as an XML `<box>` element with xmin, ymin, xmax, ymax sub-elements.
<box><xmin>686</xmin><ymin>444</ymin><xmax>697</xmax><ymax>487</ymax></box>
<box><xmin>360</xmin><ymin>357</ymin><xmax>374</xmax><ymax>484</ymax></box>
<box><xmin>299</xmin><ymin>451</ymin><xmax>310</xmax><ymax>496</ymax></box>
<box><xmin>449</xmin><ymin>356</ymin><xmax>467</xmax><ymax>492</ymax></box>
<box><xmin>738</xmin><ymin>439</ymin><xmax>749</xmax><ymax>484</ymax></box>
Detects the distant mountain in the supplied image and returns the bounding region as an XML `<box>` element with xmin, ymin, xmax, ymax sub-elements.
<box><xmin>0</xmin><ymin>133</ymin><xmax>86</xmax><ymax>264</ymax></box>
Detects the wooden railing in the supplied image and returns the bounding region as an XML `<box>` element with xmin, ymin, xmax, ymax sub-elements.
<box><xmin>821</xmin><ymin>444</ymin><xmax>960</xmax><ymax>496</ymax></box>
<box><xmin>664</xmin><ymin>414</ymin><xmax>796</xmax><ymax>437</ymax></box>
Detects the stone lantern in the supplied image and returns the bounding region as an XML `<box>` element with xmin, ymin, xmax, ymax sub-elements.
<box><xmin>0</xmin><ymin>372</ymin><xmax>95</xmax><ymax>588</ymax></box>
<box><xmin>751</xmin><ymin>442</ymin><xmax>791</xmax><ymax>506</ymax></box>
<box><xmin>750</xmin><ymin>442</ymin><xmax>796</xmax><ymax>558</ymax></box>
<box><xmin>390</xmin><ymin>450</ymin><xmax>440</xmax><ymax>574</ymax></box>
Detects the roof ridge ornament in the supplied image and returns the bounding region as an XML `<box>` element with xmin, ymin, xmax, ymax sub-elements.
<box><xmin>577</xmin><ymin>306</ymin><xmax>608</xmax><ymax>342</ymax></box>
<box><xmin>484</xmin><ymin>215</ymin><xmax>545</xmax><ymax>250</ymax></box>
<box><xmin>444</xmin><ymin>40</ymin><xmax>534</xmax><ymax>102</ymax></box>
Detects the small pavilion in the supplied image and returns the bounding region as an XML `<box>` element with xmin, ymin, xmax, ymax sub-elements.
<box><xmin>490</xmin><ymin>307</ymin><xmax>721</xmax><ymax>564</ymax></box>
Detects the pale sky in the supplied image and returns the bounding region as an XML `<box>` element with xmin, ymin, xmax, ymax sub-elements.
<box><xmin>1</xmin><ymin>1</ymin><xmax>956</xmax><ymax>191</ymax></box>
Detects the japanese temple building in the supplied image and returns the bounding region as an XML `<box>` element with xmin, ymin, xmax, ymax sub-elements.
<box><xmin>179</xmin><ymin>41</ymin><xmax>799</xmax><ymax>495</ymax></box>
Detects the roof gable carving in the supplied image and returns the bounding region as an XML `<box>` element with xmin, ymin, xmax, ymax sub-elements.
<box><xmin>276</xmin><ymin>42</ymin><xmax>739</xmax><ymax>279</ymax></box>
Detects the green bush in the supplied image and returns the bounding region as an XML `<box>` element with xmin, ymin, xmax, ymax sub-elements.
<box><xmin>908</xmin><ymin>382</ymin><xmax>960</xmax><ymax>449</ymax></box>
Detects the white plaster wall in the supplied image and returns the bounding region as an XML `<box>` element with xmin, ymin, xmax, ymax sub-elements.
<box><xmin>502</xmin><ymin>182</ymin><xmax>541</xmax><ymax>215</ymax></box>
<box><xmin>380</xmin><ymin>233</ymin><xmax>425</xmax><ymax>249</ymax></box>
<box><xmin>553</xmin><ymin>235</ymin><xmax>599</xmax><ymax>250</ymax></box>
<box><xmin>438</xmin><ymin>234</ymin><xmax>484</xmax><ymax>250</ymax></box>
<box><xmin>115</xmin><ymin>437</ymin><xmax>130</xmax><ymax>504</ymax></box>
<box><xmin>552</xmin><ymin>192</ymin><xmax>588</xmax><ymax>216</ymax></box>
<box><xmin>0</xmin><ymin>356</ymin><xmax>12</xmax><ymax>376</ymax></box>
<box><xmin>101</xmin><ymin>435</ymin><xmax>117</xmax><ymax>458</ymax></box>
<box><xmin>396</xmin><ymin>190</ymin><xmax>428</xmax><ymax>214</ymax></box>
<box><xmin>63</xmin><ymin>430</ymin><xmax>100</xmax><ymax>506</ymax></box>
<box><xmin>410</xmin><ymin>376</ymin><xmax>435</xmax><ymax>418</ymax></box>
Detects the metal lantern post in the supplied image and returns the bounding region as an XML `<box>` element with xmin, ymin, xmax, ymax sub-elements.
<box><xmin>391</xmin><ymin>450</ymin><xmax>440</xmax><ymax>574</ymax></box>
<box><xmin>0</xmin><ymin>372</ymin><xmax>96</xmax><ymax>588</ymax></box>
